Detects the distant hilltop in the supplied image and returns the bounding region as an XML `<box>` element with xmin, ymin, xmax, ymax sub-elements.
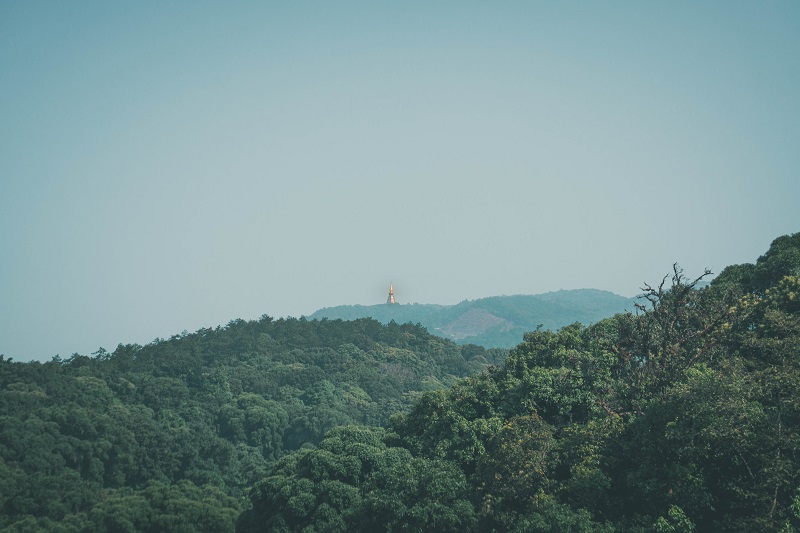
<box><xmin>308</xmin><ymin>288</ymin><xmax>637</xmax><ymax>349</ymax></box>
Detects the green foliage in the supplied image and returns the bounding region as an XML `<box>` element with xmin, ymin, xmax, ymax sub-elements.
<box><xmin>244</xmin><ymin>232</ymin><xmax>800</xmax><ymax>531</ymax></box>
<box><xmin>0</xmin><ymin>317</ymin><xmax>491</xmax><ymax>529</ymax></box>
<box><xmin>5</xmin><ymin>231</ymin><xmax>800</xmax><ymax>531</ymax></box>
<box><xmin>239</xmin><ymin>426</ymin><xmax>476</xmax><ymax>532</ymax></box>
<box><xmin>751</xmin><ymin>233</ymin><xmax>800</xmax><ymax>293</ymax></box>
<box><xmin>653</xmin><ymin>506</ymin><xmax>696</xmax><ymax>533</ymax></box>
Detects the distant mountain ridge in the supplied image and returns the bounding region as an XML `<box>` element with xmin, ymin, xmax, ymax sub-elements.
<box><xmin>308</xmin><ymin>289</ymin><xmax>637</xmax><ymax>348</ymax></box>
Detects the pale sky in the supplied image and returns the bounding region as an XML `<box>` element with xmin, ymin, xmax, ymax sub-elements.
<box><xmin>2</xmin><ymin>2</ymin><xmax>799</xmax><ymax>361</ymax></box>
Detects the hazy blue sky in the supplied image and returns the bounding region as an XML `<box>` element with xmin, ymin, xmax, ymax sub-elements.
<box><xmin>2</xmin><ymin>2</ymin><xmax>799</xmax><ymax>361</ymax></box>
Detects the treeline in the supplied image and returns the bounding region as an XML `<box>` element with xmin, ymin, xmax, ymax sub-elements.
<box><xmin>0</xmin><ymin>317</ymin><xmax>503</xmax><ymax>531</ymax></box>
<box><xmin>241</xmin><ymin>233</ymin><xmax>800</xmax><ymax>532</ymax></box>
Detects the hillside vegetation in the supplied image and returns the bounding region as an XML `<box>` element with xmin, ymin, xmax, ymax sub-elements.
<box><xmin>309</xmin><ymin>289</ymin><xmax>636</xmax><ymax>348</ymax></box>
<box><xmin>1</xmin><ymin>233</ymin><xmax>799</xmax><ymax>532</ymax></box>
<box><xmin>243</xmin><ymin>233</ymin><xmax>800</xmax><ymax>532</ymax></box>
<box><xmin>0</xmin><ymin>318</ymin><xmax>501</xmax><ymax>531</ymax></box>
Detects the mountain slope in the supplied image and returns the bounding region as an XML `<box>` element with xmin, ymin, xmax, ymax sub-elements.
<box><xmin>0</xmin><ymin>317</ymin><xmax>501</xmax><ymax>531</ymax></box>
<box><xmin>308</xmin><ymin>289</ymin><xmax>636</xmax><ymax>348</ymax></box>
<box><xmin>246</xmin><ymin>233</ymin><xmax>800</xmax><ymax>532</ymax></box>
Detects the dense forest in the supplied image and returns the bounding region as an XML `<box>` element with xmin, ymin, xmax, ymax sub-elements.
<box><xmin>2</xmin><ymin>233</ymin><xmax>799</xmax><ymax>531</ymax></box>
<box><xmin>241</xmin><ymin>233</ymin><xmax>800</xmax><ymax>532</ymax></box>
<box><xmin>309</xmin><ymin>289</ymin><xmax>636</xmax><ymax>348</ymax></box>
<box><xmin>0</xmin><ymin>318</ymin><xmax>504</xmax><ymax>531</ymax></box>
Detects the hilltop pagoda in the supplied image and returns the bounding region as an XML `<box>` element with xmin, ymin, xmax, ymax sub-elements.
<box><xmin>386</xmin><ymin>283</ymin><xmax>397</xmax><ymax>305</ymax></box>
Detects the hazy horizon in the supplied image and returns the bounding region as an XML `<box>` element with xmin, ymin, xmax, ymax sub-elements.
<box><xmin>3</xmin><ymin>2</ymin><xmax>799</xmax><ymax>361</ymax></box>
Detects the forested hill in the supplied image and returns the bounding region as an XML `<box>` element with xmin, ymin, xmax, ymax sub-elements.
<box><xmin>0</xmin><ymin>317</ymin><xmax>503</xmax><ymax>531</ymax></box>
<box><xmin>3</xmin><ymin>233</ymin><xmax>799</xmax><ymax>532</ymax></box>
<box><xmin>242</xmin><ymin>232</ymin><xmax>800</xmax><ymax>532</ymax></box>
<box><xmin>309</xmin><ymin>289</ymin><xmax>636</xmax><ymax>348</ymax></box>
